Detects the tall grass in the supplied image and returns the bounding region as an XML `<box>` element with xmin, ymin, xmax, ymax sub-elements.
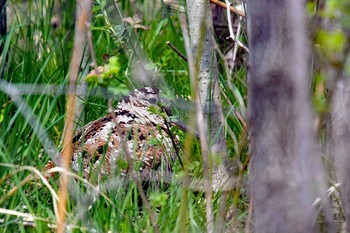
<box><xmin>0</xmin><ymin>0</ymin><xmax>248</xmax><ymax>232</ymax></box>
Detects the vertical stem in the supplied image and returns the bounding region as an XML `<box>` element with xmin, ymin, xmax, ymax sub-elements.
<box><xmin>56</xmin><ymin>1</ymin><xmax>92</xmax><ymax>232</ymax></box>
<box><xmin>0</xmin><ymin>0</ymin><xmax>7</xmax><ymax>79</ymax></box>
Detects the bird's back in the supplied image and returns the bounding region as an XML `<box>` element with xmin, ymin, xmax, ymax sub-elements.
<box><xmin>70</xmin><ymin>87</ymin><xmax>176</xmax><ymax>183</ymax></box>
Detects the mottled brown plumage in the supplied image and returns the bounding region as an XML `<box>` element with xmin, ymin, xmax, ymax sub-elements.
<box><xmin>69</xmin><ymin>87</ymin><xmax>177</xmax><ymax>183</ymax></box>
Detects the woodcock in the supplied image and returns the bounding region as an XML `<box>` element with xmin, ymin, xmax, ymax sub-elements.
<box><xmin>2</xmin><ymin>87</ymin><xmax>177</xmax><ymax>204</ymax></box>
<box><xmin>57</xmin><ymin>87</ymin><xmax>178</xmax><ymax>183</ymax></box>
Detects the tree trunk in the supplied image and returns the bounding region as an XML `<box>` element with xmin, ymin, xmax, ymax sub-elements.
<box><xmin>247</xmin><ymin>0</ymin><xmax>320</xmax><ymax>232</ymax></box>
<box><xmin>186</xmin><ymin>0</ymin><xmax>230</xmax><ymax>192</ymax></box>
<box><xmin>331</xmin><ymin>79</ymin><xmax>350</xmax><ymax>231</ymax></box>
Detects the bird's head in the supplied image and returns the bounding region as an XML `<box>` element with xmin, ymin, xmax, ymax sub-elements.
<box><xmin>116</xmin><ymin>87</ymin><xmax>170</xmax><ymax>124</ymax></box>
<box><xmin>120</xmin><ymin>87</ymin><xmax>161</xmax><ymax>107</ymax></box>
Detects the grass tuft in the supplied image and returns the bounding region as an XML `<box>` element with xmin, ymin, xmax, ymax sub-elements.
<box><xmin>0</xmin><ymin>0</ymin><xmax>248</xmax><ymax>232</ymax></box>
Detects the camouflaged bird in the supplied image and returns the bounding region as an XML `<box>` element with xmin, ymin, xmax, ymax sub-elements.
<box><xmin>63</xmin><ymin>87</ymin><xmax>177</xmax><ymax>183</ymax></box>
<box><xmin>3</xmin><ymin>87</ymin><xmax>178</xmax><ymax>204</ymax></box>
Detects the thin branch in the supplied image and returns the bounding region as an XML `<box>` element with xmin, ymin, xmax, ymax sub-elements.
<box><xmin>166</xmin><ymin>41</ymin><xmax>188</xmax><ymax>62</ymax></box>
<box><xmin>162</xmin><ymin>113</ymin><xmax>183</xmax><ymax>168</ymax></box>
<box><xmin>224</xmin><ymin>0</ymin><xmax>249</xmax><ymax>53</ymax></box>
<box><xmin>210</xmin><ymin>0</ymin><xmax>245</xmax><ymax>17</ymax></box>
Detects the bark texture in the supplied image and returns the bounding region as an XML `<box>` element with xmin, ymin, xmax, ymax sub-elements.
<box><xmin>331</xmin><ymin>80</ymin><xmax>350</xmax><ymax>231</ymax></box>
<box><xmin>186</xmin><ymin>0</ymin><xmax>230</xmax><ymax>191</ymax></box>
<box><xmin>247</xmin><ymin>1</ymin><xmax>320</xmax><ymax>232</ymax></box>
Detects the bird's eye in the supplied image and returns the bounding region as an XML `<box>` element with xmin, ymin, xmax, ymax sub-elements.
<box><xmin>148</xmin><ymin>98</ymin><xmax>157</xmax><ymax>104</ymax></box>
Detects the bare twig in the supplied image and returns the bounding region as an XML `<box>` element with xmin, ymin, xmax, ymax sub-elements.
<box><xmin>224</xmin><ymin>0</ymin><xmax>248</xmax><ymax>53</ymax></box>
<box><xmin>166</xmin><ymin>41</ymin><xmax>188</xmax><ymax>62</ymax></box>
<box><xmin>210</xmin><ymin>0</ymin><xmax>245</xmax><ymax>17</ymax></box>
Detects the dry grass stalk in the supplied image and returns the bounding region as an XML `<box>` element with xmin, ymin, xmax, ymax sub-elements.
<box><xmin>57</xmin><ymin>1</ymin><xmax>93</xmax><ymax>232</ymax></box>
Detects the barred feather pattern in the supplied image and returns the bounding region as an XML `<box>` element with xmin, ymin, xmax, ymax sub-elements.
<box><xmin>70</xmin><ymin>87</ymin><xmax>176</xmax><ymax>183</ymax></box>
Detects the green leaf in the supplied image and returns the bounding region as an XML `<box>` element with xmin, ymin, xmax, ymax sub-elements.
<box><xmin>316</xmin><ymin>29</ymin><xmax>345</xmax><ymax>53</ymax></box>
<box><xmin>150</xmin><ymin>191</ymin><xmax>168</xmax><ymax>207</ymax></box>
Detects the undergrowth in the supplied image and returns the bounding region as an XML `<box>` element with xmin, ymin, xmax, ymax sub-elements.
<box><xmin>0</xmin><ymin>0</ymin><xmax>248</xmax><ymax>232</ymax></box>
